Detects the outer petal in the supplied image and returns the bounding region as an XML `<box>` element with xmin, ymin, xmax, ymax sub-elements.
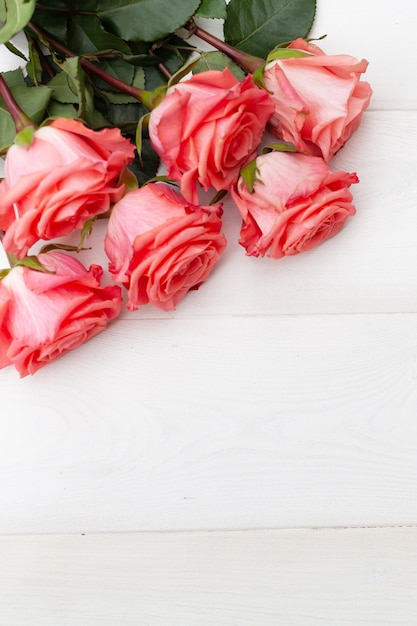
<box><xmin>232</xmin><ymin>151</ymin><xmax>358</xmax><ymax>258</ymax></box>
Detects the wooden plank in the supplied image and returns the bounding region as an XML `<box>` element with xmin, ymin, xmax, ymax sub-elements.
<box><xmin>0</xmin><ymin>527</ymin><xmax>416</xmax><ymax>625</ymax></box>
<box><xmin>1</xmin><ymin>313</ymin><xmax>417</xmax><ymax>533</ymax></box>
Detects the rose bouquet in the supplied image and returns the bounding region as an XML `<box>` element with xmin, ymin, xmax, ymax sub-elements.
<box><xmin>0</xmin><ymin>0</ymin><xmax>372</xmax><ymax>376</ymax></box>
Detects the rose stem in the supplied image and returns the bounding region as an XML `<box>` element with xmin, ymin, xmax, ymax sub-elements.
<box><xmin>0</xmin><ymin>74</ymin><xmax>35</xmax><ymax>132</ymax></box>
<box><xmin>187</xmin><ymin>22</ymin><xmax>265</xmax><ymax>74</ymax></box>
<box><xmin>26</xmin><ymin>22</ymin><xmax>157</xmax><ymax>109</ymax></box>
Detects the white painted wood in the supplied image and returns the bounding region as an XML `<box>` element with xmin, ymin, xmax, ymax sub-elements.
<box><xmin>309</xmin><ymin>0</ymin><xmax>417</xmax><ymax>110</ymax></box>
<box><xmin>2</xmin><ymin>314</ymin><xmax>417</xmax><ymax>533</ymax></box>
<box><xmin>0</xmin><ymin>528</ymin><xmax>416</xmax><ymax>625</ymax></box>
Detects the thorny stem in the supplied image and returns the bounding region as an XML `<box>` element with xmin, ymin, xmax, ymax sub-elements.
<box><xmin>0</xmin><ymin>74</ymin><xmax>35</xmax><ymax>133</ymax></box>
<box><xmin>187</xmin><ymin>21</ymin><xmax>265</xmax><ymax>74</ymax></box>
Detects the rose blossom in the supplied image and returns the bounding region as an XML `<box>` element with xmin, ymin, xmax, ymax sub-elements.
<box><xmin>0</xmin><ymin>251</ymin><xmax>122</xmax><ymax>377</ymax></box>
<box><xmin>105</xmin><ymin>183</ymin><xmax>227</xmax><ymax>311</ymax></box>
<box><xmin>0</xmin><ymin>117</ymin><xmax>135</xmax><ymax>258</ymax></box>
<box><xmin>263</xmin><ymin>38</ymin><xmax>372</xmax><ymax>161</ymax></box>
<box><xmin>231</xmin><ymin>151</ymin><xmax>359</xmax><ymax>258</ymax></box>
<box><xmin>148</xmin><ymin>68</ymin><xmax>274</xmax><ymax>203</ymax></box>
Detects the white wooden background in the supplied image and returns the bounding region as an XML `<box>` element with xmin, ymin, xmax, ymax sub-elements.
<box><xmin>1</xmin><ymin>1</ymin><xmax>417</xmax><ymax>623</ymax></box>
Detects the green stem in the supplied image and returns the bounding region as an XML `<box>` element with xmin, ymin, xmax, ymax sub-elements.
<box><xmin>188</xmin><ymin>22</ymin><xmax>265</xmax><ymax>74</ymax></box>
<box><xmin>26</xmin><ymin>22</ymin><xmax>157</xmax><ymax>109</ymax></box>
<box><xmin>0</xmin><ymin>74</ymin><xmax>36</xmax><ymax>133</ymax></box>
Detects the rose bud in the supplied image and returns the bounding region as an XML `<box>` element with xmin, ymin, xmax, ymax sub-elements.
<box><xmin>263</xmin><ymin>38</ymin><xmax>372</xmax><ymax>161</ymax></box>
<box><xmin>231</xmin><ymin>150</ymin><xmax>359</xmax><ymax>258</ymax></box>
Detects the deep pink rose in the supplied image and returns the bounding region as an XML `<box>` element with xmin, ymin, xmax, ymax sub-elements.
<box><xmin>263</xmin><ymin>38</ymin><xmax>372</xmax><ymax>161</ymax></box>
<box><xmin>0</xmin><ymin>251</ymin><xmax>122</xmax><ymax>377</ymax></box>
<box><xmin>0</xmin><ymin>117</ymin><xmax>135</xmax><ymax>257</ymax></box>
<box><xmin>148</xmin><ymin>68</ymin><xmax>274</xmax><ymax>203</ymax></box>
<box><xmin>231</xmin><ymin>151</ymin><xmax>359</xmax><ymax>258</ymax></box>
<box><xmin>105</xmin><ymin>183</ymin><xmax>227</xmax><ymax>311</ymax></box>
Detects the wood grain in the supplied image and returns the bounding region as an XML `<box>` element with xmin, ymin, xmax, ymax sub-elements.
<box><xmin>2</xmin><ymin>314</ymin><xmax>417</xmax><ymax>533</ymax></box>
<box><xmin>0</xmin><ymin>528</ymin><xmax>416</xmax><ymax>625</ymax></box>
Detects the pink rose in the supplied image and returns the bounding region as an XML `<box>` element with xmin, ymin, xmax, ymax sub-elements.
<box><xmin>231</xmin><ymin>151</ymin><xmax>359</xmax><ymax>258</ymax></box>
<box><xmin>148</xmin><ymin>68</ymin><xmax>274</xmax><ymax>203</ymax></box>
<box><xmin>263</xmin><ymin>38</ymin><xmax>372</xmax><ymax>161</ymax></box>
<box><xmin>0</xmin><ymin>251</ymin><xmax>122</xmax><ymax>377</ymax></box>
<box><xmin>0</xmin><ymin>117</ymin><xmax>135</xmax><ymax>257</ymax></box>
<box><xmin>105</xmin><ymin>183</ymin><xmax>227</xmax><ymax>311</ymax></box>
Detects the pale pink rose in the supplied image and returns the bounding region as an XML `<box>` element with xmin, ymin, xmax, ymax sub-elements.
<box><xmin>0</xmin><ymin>251</ymin><xmax>122</xmax><ymax>377</ymax></box>
<box><xmin>0</xmin><ymin>117</ymin><xmax>135</xmax><ymax>257</ymax></box>
<box><xmin>105</xmin><ymin>183</ymin><xmax>227</xmax><ymax>311</ymax></box>
<box><xmin>263</xmin><ymin>38</ymin><xmax>372</xmax><ymax>161</ymax></box>
<box><xmin>231</xmin><ymin>151</ymin><xmax>358</xmax><ymax>258</ymax></box>
<box><xmin>148</xmin><ymin>68</ymin><xmax>274</xmax><ymax>203</ymax></box>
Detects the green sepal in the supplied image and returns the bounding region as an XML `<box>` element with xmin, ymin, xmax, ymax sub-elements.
<box><xmin>14</xmin><ymin>125</ymin><xmax>35</xmax><ymax>146</ymax></box>
<box><xmin>78</xmin><ymin>218</ymin><xmax>95</xmax><ymax>251</ymax></box>
<box><xmin>252</xmin><ymin>64</ymin><xmax>267</xmax><ymax>90</ymax></box>
<box><xmin>262</xmin><ymin>141</ymin><xmax>299</xmax><ymax>154</ymax></box>
<box><xmin>119</xmin><ymin>167</ymin><xmax>139</xmax><ymax>193</ymax></box>
<box><xmin>8</xmin><ymin>254</ymin><xmax>55</xmax><ymax>273</ymax></box>
<box><xmin>139</xmin><ymin>85</ymin><xmax>166</xmax><ymax>111</ymax></box>
<box><xmin>39</xmin><ymin>243</ymin><xmax>84</xmax><ymax>254</ymax></box>
<box><xmin>135</xmin><ymin>111</ymin><xmax>151</xmax><ymax>162</ymax></box>
<box><xmin>240</xmin><ymin>159</ymin><xmax>261</xmax><ymax>193</ymax></box>
<box><xmin>266</xmin><ymin>48</ymin><xmax>312</xmax><ymax>64</ymax></box>
<box><xmin>167</xmin><ymin>56</ymin><xmax>204</xmax><ymax>89</ymax></box>
<box><xmin>209</xmin><ymin>189</ymin><xmax>228</xmax><ymax>205</ymax></box>
<box><xmin>142</xmin><ymin>175</ymin><xmax>178</xmax><ymax>187</ymax></box>
<box><xmin>4</xmin><ymin>40</ymin><xmax>28</xmax><ymax>62</ymax></box>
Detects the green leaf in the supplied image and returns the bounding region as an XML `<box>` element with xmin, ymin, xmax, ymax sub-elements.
<box><xmin>0</xmin><ymin>67</ymin><xmax>25</xmax><ymax>87</ymax></box>
<box><xmin>0</xmin><ymin>81</ymin><xmax>51</xmax><ymax>151</ymax></box>
<box><xmin>195</xmin><ymin>0</ymin><xmax>226</xmax><ymax>19</ymax></box>
<box><xmin>0</xmin><ymin>0</ymin><xmax>35</xmax><ymax>44</ymax></box>
<box><xmin>46</xmin><ymin>101</ymin><xmax>78</xmax><ymax>119</ymax></box>
<box><xmin>47</xmin><ymin>70</ymin><xmax>80</xmax><ymax>104</ymax></box>
<box><xmin>224</xmin><ymin>0</ymin><xmax>317</xmax><ymax>58</ymax></box>
<box><xmin>30</xmin><ymin>5</ymin><xmax>68</xmax><ymax>41</ymax></box>
<box><xmin>56</xmin><ymin>56</ymin><xmax>87</xmax><ymax>116</ymax></box>
<box><xmin>26</xmin><ymin>39</ymin><xmax>43</xmax><ymax>84</ymax></box>
<box><xmin>192</xmin><ymin>51</ymin><xmax>245</xmax><ymax>80</ymax></box>
<box><xmin>90</xmin><ymin>57</ymin><xmax>135</xmax><ymax>91</ymax></box>
<box><xmin>96</xmin><ymin>0</ymin><xmax>202</xmax><ymax>42</ymax></box>
<box><xmin>67</xmin><ymin>14</ymin><xmax>131</xmax><ymax>56</ymax></box>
